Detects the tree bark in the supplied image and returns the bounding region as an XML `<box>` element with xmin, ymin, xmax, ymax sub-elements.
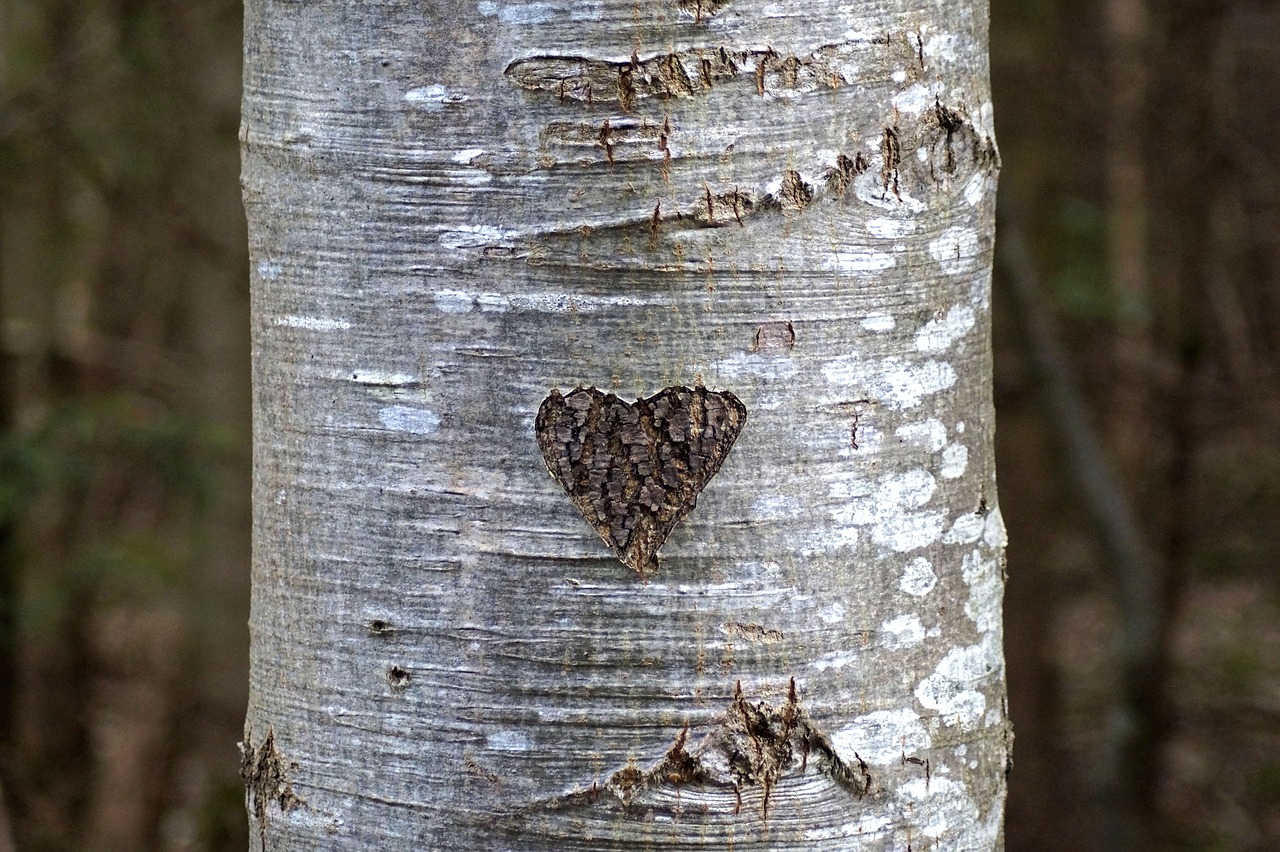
<box><xmin>243</xmin><ymin>1</ymin><xmax>1007</xmax><ymax>849</ymax></box>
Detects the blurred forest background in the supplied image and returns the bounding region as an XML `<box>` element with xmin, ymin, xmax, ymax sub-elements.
<box><xmin>0</xmin><ymin>0</ymin><xmax>1277</xmax><ymax>850</ymax></box>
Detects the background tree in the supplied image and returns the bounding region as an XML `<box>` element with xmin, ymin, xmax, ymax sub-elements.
<box><xmin>241</xmin><ymin>0</ymin><xmax>1008</xmax><ymax>848</ymax></box>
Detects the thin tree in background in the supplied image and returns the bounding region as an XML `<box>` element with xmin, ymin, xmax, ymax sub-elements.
<box><xmin>242</xmin><ymin>1</ymin><xmax>1007</xmax><ymax>848</ymax></box>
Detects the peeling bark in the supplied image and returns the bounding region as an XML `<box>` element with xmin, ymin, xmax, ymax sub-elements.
<box><xmin>244</xmin><ymin>0</ymin><xmax>1006</xmax><ymax>848</ymax></box>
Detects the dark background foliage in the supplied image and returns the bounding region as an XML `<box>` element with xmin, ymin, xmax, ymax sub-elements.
<box><xmin>0</xmin><ymin>1</ymin><xmax>1276</xmax><ymax>849</ymax></box>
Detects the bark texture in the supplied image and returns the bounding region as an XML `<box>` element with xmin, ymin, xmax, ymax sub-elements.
<box><xmin>243</xmin><ymin>0</ymin><xmax>1007</xmax><ymax>849</ymax></box>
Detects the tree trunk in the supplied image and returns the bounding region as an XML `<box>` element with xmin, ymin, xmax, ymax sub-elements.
<box><xmin>242</xmin><ymin>1</ymin><xmax>1007</xmax><ymax>849</ymax></box>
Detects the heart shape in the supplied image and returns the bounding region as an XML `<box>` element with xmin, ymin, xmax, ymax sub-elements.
<box><xmin>536</xmin><ymin>386</ymin><xmax>747</xmax><ymax>576</ymax></box>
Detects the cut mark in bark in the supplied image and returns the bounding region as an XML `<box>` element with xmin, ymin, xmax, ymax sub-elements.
<box><xmin>506</xmin><ymin>42</ymin><xmax>861</xmax><ymax>107</ymax></box>
<box><xmin>880</xmin><ymin>126</ymin><xmax>902</xmax><ymax>199</ymax></box>
<box><xmin>241</xmin><ymin>729</ymin><xmax>302</xmax><ymax>851</ymax></box>
<box><xmin>555</xmin><ymin>678</ymin><xmax>869</xmax><ymax>818</ymax></box>
<box><xmin>693</xmin><ymin>186</ymin><xmax>754</xmax><ymax>227</ymax></box>
<box><xmin>834</xmin><ymin>398</ymin><xmax>873</xmax><ymax>450</ymax></box>
<box><xmin>676</xmin><ymin>0</ymin><xmax>730</xmax><ymax>22</ymax></box>
<box><xmin>536</xmin><ymin>386</ymin><xmax>746</xmax><ymax>577</ymax></box>
<box><xmin>723</xmin><ymin>621</ymin><xmax>786</xmax><ymax>643</ymax></box>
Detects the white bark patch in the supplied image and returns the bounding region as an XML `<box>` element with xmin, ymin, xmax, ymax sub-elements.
<box><xmin>433</xmin><ymin>290</ymin><xmax>476</xmax><ymax>313</ymax></box>
<box><xmin>751</xmin><ymin>493</ymin><xmax>804</xmax><ymax>520</ymax></box>
<box><xmin>824</xmin><ymin>354</ymin><xmax>956</xmax><ymax>410</ymax></box>
<box><xmin>963</xmin><ymin>171</ymin><xmax>988</xmax><ymax>207</ymax></box>
<box><xmin>895</xmin><ymin>775</ymin><xmax>1002</xmax><ymax>848</ymax></box>
<box><xmin>351</xmin><ymin>371</ymin><xmax>416</xmax><ymax>387</ymax></box>
<box><xmin>824</xmin><ymin>250</ymin><xmax>896</xmax><ymax>274</ymax></box>
<box><xmin>881</xmin><ymin>613</ymin><xmax>935</xmax><ymax>648</ymax></box>
<box><xmin>486</xmin><ymin>729</ymin><xmax>531</xmax><ymax>751</ymax></box>
<box><xmin>900</xmin><ymin>556</ymin><xmax>938</xmax><ymax>597</ymax></box>
<box><xmin>486</xmin><ymin>1</ymin><xmax>603</xmax><ymax>24</ymax></box>
<box><xmin>860</xmin><ymin>312</ymin><xmax>896</xmax><ymax>331</ymax></box>
<box><xmin>831</xmin><ymin>469</ymin><xmax>945</xmax><ymax>553</ymax></box>
<box><xmin>940</xmin><ymin>442</ymin><xmax>968</xmax><ymax>478</ymax></box>
<box><xmin>865</xmin><ymin>217</ymin><xmax>918</xmax><ymax>239</ymax></box>
<box><xmin>876</xmin><ymin>509</ymin><xmax>945</xmax><ymax>552</ymax></box>
<box><xmin>872</xmin><ymin>357</ymin><xmax>957</xmax><ymax>409</ymax></box>
<box><xmin>853</xmin><ymin>168</ymin><xmax>927</xmax><ymax>212</ymax></box>
<box><xmin>915</xmin><ymin>637</ymin><xmax>1000</xmax><ymax>728</ymax></box>
<box><xmin>403</xmin><ymin>84</ymin><xmax>468</xmax><ymax>109</ymax></box>
<box><xmin>437</xmin><ymin>224</ymin><xmax>516</xmax><ymax>250</ymax></box>
<box><xmin>895</xmin><ymin>418</ymin><xmax>947</xmax><ymax>452</ymax></box>
<box><xmin>941</xmin><ymin>511</ymin><xmax>984</xmax><ymax>545</ymax></box>
<box><xmin>451</xmin><ymin>147</ymin><xmax>485</xmax><ymax>163</ymax></box>
<box><xmin>273</xmin><ymin>315</ymin><xmax>350</xmax><ymax>331</ymax></box>
<box><xmin>433</xmin><ymin>288</ymin><xmax>653</xmax><ymax>315</ymax></box>
<box><xmin>892</xmin><ymin>82</ymin><xmax>936</xmax><ymax>114</ymax></box>
<box><xmin>804</xmin><ymin>814</ymin><xmax>894</xmax><ymax>842</ymax></box>
<box><xmin>830</xmin><ymin>708</ymin><xmax>931</xmax><ymax>766</ymax></box>
<box><xmin>257</xmin><ymin>260</ymin><xmax>282</xmax><ymax>280</ymax></box>
<box><xmin>377</xmin><ymin>405</ymin><xmax>440</xmax><ymax>435</ymax></box>
<box><xmin>811</xmin><ymin>649</ymin><xmax>858</xmax><ymax>672</ymax></box>
<box><xmin>798</xmin><ymin>523</ymin><xmax>860</xmax><ymax>555</ymax></box>
<box><xmin>977</xmin><ymin>100</ymin><xmax>997</xmax><ymax>143</ymax></box>
<box><xmin>710</xmin><ymin>350</ymin><xmax>800</xmax><ymax>380</ymax></box>
<box><xmin>915</xmin><ymin>305</ymin><xmax>975</xmax><ymax>354</ymax></box>
<box><xmin>928</xmin><ymin>226</ymin><xmax>981</xmax><ymax>276</ymax></box>
<box><xmin>826</xmin><ymin>471</ymin><xmax>874</xmax><ymax>501</ymax></box>
<box><xmin>816</xmin><ymin>601</ymin><xmax>846</xmax><ymax>624</ymax></box>
<box><xmin>879</xmin><ymin>469</ymin><xmax>936</xmax><ymax>508</ymax></box>
<box><xmin>985</xmin><ymin>505</ymin><xmax>1008</xmax><ymax>547</ymax></box>
<box><xmin>962</xmin><ymin>549</ymin><xmax>1003</xmax><ymax>634</ymax></box>
<box><xmin>924</xmin><ymin>31</ymin><xmax>959</xmax><ymax>63</ymax></box>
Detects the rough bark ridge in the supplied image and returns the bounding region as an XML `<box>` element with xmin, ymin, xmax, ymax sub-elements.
<box><xmin>244</xmin><ymin>0</ymin><xmax>1006</xmax><ymax>849</ymax></box>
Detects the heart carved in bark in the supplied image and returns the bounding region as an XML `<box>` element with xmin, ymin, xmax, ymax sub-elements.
<box><xmin>535</xmin><ymin>386</ymin><xmax>747</xmax><ymax>576</ymax></box>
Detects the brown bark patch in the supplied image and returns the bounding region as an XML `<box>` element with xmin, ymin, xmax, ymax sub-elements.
<box><xmin>241</xmin><ymin>729</ymin><xmax>301</xmax><ymax>850</ymax></box>
<box><xmin>556</xmin><ymin>679</ymin><xmax>869</xmax><ymax>819</ymax></box>
<box><xmin>779</xmin><ymin>169</ymin><xmax>814</xmax><ymax>212</ymax></box>
<box><xmin>536</xmin><ymin>386</ymin><xmax>747</xmax><ymax>577</ymax></box>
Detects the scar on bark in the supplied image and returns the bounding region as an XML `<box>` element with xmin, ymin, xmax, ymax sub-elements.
<box><xmin>552</xmin><ymin>678</ymin><xmax>869</xmax><ymax>819</ymax></box>
<box><xmin>779</xmin><ymin>169</ymin><xmax>813</xmax><ymax>212</ymax></box>
<box><xmin>825</xmin><ymin>151</ymin><xmax>869</xmax><ymax>195</ymax></box>
<box><xmin>748</xmin><ymin>321</ymin><xmax>795</xmax><ymax>354</ymax></box>
<box><xmin>535</xmin><ymin>386</ymin><xmax>747</xmax><ymax>577</ymax></box>
<box><xmin>241</xmin><ymin>729</ymin><xmax>302</xmax><ymax>850</ymax></box>
<box><xmin>929</xmin><ymin>98</ymin><xmax>1000</xmax><ymax>177</ymax></box>
<box><xmin>387</xmin><ymin>665</ymin><xmax>411</xmax><ymax>689</ymax></box>
<box><xmin>834</xmin><ymin>398</ymin><xmax>873</xmax><ymax>450</ymax></box>
<box><xmin>598</xmin><ymin>118</ymin><xmax>614</xmax><ymax>164</ymax></box>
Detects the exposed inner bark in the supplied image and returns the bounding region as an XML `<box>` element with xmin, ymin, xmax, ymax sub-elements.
<box><xmin>536</xmin><ymin>386</ymin><xmax>747</xmax><ymax>576</ymax></box>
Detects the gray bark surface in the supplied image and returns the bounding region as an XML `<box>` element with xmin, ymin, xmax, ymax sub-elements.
<box><xmin>243</xmin><ymin>0</ymin><xmax>1007</xmax><ymax>848</ymax></box>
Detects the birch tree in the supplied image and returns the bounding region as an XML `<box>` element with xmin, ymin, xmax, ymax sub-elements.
<box><xmin>241</xmin><ymin>0</ymin><xmax>1008</xmax><ymax>848</ymax></box>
